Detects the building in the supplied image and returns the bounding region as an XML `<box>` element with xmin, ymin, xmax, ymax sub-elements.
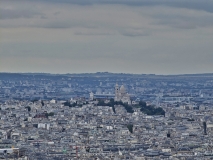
<box><xmin>114</xmin><ymin>84</ymin><xmax>131</xmax><ymax>104</ymax></box>
<box><xmin>89</xmin><ymin>92</ymin><xmax>94</xmax><ymax>101</ymax></box>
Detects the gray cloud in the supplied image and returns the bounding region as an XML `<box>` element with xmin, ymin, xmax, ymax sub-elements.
<box><xmin>0</xmin><ymin>2</ymin><xmax>153</xmax><ymax>37</ymax></box>
<box><xmin>29</xmin><ymin>0</ymin><xmax>213</xmax><ymax>13</ymax></box>
<box><xmin>120</xmin><ymin>29</ymin><xmax>150</xmax><ymax>37</ymax></box>
<box><xmin>1</xmin><ymin>0</ymin><xmax>213</xmax><ymax>31</ymax></box>
<box><xmin>2</xmin><ymin>0</ymin><xmax>213</xmax><ymax>13</ymax></box>
<box><xmin>1</xmin><ymin>0</ymin><xmax>213</xmax><ymax>74</ymax></box>
<box><xmin>0</xmin><ymin>8</ymin><xmax>43</xmax><ymax>19</ymax></box>
<box><xmin>40</xmin><ymin>21</ymin><xmax>99</xmax><ymax>29</ymax></box>
<box><xmin>150</xmin><ymin>8</ymin><xmax>213</xmax><ymax>29</ymax></box>
<box><xmin>74</xmin><ymin>31</ymin><xmax>114</xmax><ymax>36</ymax></box>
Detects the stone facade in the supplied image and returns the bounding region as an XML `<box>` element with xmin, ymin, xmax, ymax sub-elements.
<box><xmin>114</xmin><ymin>84</ymin><xmax>131</xmax><ymax>104</ymax></box>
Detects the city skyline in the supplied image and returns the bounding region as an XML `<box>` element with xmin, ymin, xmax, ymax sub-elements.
<box><xmin>1</xmin><ymin>0</ymin><xmax>213</xmax><ymax>74</ymax></box>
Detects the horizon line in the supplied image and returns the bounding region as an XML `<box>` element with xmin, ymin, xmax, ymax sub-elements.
<box><xmin>1</xmin><ymin>71</ymin><xmax>213</xmax><ymax>76</ymax></box>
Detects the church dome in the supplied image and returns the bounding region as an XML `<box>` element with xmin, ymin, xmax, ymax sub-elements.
<box><xmin>120</xmin><ymin>85</ymin><xmax>126</xmax><ymax>93</ymax></box>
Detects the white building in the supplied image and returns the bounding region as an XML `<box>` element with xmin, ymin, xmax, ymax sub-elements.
<box><xmin>114</xmin><ymin>84</ymin><xmax>131</xmax><ymax>104</ymax></box>
<box><xmin>89</xmin><ymin>92</ymin><xmax>94</xmax><ymax>101</ymax></box>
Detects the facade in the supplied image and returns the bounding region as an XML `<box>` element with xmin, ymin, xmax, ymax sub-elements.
<box><xmin>114</xmin><ymin>84</ymin><xmax>131</xmax><ymax>104</ymax></box>
<box><xmin>89</xmin><ymin>92</ymin><xmax>94</xmax><ymax>101</ymax></box>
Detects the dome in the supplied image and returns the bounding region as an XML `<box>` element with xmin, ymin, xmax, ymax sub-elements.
<box><xmin>120</xmin><ymin>85</ymin><xmax>126</xmax><ymax>93</ymax></box>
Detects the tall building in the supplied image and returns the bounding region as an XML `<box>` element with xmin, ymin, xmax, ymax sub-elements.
<box><xmin>89</xmin><ymin>92</ymin><xmax>94</xmax><ymax>101</ymax></box>
<box><xmin>114</xmin><ymin>84</ymin><xmax>131</xmax><ymax>104</ymax></box>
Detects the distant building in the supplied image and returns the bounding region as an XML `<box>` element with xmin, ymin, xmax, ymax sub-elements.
<box><xmin>114</xmin><ymin>84</ymin><xmax>131</xmax><ymax>104</ymax></box>
<box><xmin>90</xmin><ymin>92</ymin><xmax>94</xmax><ymax>101</ymax></box>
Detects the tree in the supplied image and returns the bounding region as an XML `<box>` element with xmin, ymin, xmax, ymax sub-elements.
<box><xmin>41</xmin><ymin>101</ymin><xmax>44</xmax><ymax>106</ymax></box>
<box><xmin>25</xmin><ymin>106</ymin><xmax>31</xmax><ymax>112</ymax></box>
<box><xmin>127</xmin><ymin>124</ymin><xmax>133</xmax><ymax>133</ymax></box>
<box><xmin>63</xmin><ymin>101</ymin><xmax>77</xmax><ymax>107</ymax></box>
<box><xmin>48</xmin><ymin>112</ymin><xmax>54</xmax><ymax>116</ymax></box>
<box><xmin>97</xmin><ymin>99</ymin><xmax>116</xmax><ymax>113</ymax></box>
<box><xmin>137</xmin><ymin>101</ymin><xmax>165</xmax><ymax>116</ymax></box>
<box><xmin>96</xmin><ymin>99</ymin><xmax>135</xmax><ymax>113</ymax></box>
<box><xmin>139</xmin><ymin>101</ymin><xmax>146</xmax><ymax>107</ymax></box>
<box><xmin>97</xmin><ymin>100</ymin><xmax>106</xmax><ymax>106</ymax></box>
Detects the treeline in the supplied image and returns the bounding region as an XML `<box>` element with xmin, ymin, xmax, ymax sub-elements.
<box><xmin>97</xmin><ymin>99</ymin><xmax>165</xmax><ymax>116</ymax></box>
<box><xmin>112</xmin><ymin>100</ymin><xmax>134</xmax><ymax>113</ymax></box>
<box><xmin>97</xmin><ymin>99</ymin><xmax>116</xmax><ymax>113</ymax></box>
<box><xmin>63</xmin><ymin>101</ymin><xmax>89</xmax><ymax>107</ymax></box>
<box><xmin>127</xmin><ymin>124</ymin><xmax>133</xmax><ymax>133</ymax></box>
<box><xmin>97</xmin><ymin>99</ymin><xmax>134</xmax><ymax>113</ymax></box>
<box><xmin>45</xmin><ymin>112</ymin><xmax>54</xmax><ymax>118</ymax></box>
<box><xmin>63</xmin><ymin>99</ymin><xmax>165</xmax><ymax>116</ymax></box>
<box><xmin>63</xmin><ymin>101</ymin><xmax>78</xmax><ymax>107</ymax></box>
<box><xmin>137</xmin><ymin>101</ymin><xmax>165</xmax><ymax>116</ymax></box>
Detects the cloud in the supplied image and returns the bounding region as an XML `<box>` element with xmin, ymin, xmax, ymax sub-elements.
<box><xmin>120</xmin><ymin>29</ymin><xmax>150</xmax><ymax>37</ymax></box>
<box><xmin>145</xmin><ymin>6</ymin><xmax>213</xmax><ymax>29</ymax></box>
<box><xmin>74</xmin><ymin>30</ymin><xmax>115</xmax><ymax>36</ymax></box>
<box><xmin>0</xmin><ymin>2</ymin><xmax>153</xmax><ymax>37</ymax></box>
<box><xmin>1</xmin><ymin>0</ymin><xmax>213</xmax><ymax>31</ymax></box>
<box><xmin>3</xmin><ymin>0</ymin><xmax>213</xmax><ymax>13</ymax></box>
<box><xmin>0</xmin><ymin>2</ymin><xmax>44</xmax><ymax>20</ymax></box>
<box><xmin>29</xmin><ymin>0</ymin><xmax>213</xmax><ymax>13</ymax></box>
<box><xmin>1</xmin><ymin>0</ymin><xmax>213</xmax><ymax>74</ymax></box>
<box><xmin>0</xmin><ymin>8</ymin><xmax>42</xmax><ymax>19</ymax></box>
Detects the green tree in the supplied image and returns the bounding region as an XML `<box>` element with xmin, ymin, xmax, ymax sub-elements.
<box><xmin>41</xmin><ymin>101</ymin><xmax>44</xmax><ymax>106</ymax></box>
<box><xmin>48</xmin><ymin>112</ymin><xmax>54</xmax><ymax>116</ymax></box>
<box><xmin>63</xmin><ymin>101</ymin><xmax>77</xmax><ymax>107</ymax></box>
<box><xmin>127</xmin><ymin>124</ymin><xmax>133</xmax><ymax>133</ymax></box>
<box><xmin>25</xmin><ymin>106</ymin><xmax>31</xmax><ymax>112</ymax></box>
<box><xmin>138</xmin><ymin>101</ymin><xmax>165</xmax><ymax>116</ymax></box>
<box><xmin>139</xmin><ymin>101</ymin><xmax>146</xmax><ymax>107</ymax></box>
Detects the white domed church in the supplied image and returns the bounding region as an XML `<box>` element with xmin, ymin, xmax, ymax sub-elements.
<box><xmin>114</xmin><ymin>84</ymin><xmax>131</xmax><ymax>104</ymax></box>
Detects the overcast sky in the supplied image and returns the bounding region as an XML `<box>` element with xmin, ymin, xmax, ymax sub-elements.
<box><xmin>1</xmin><ymin>0</ymin><xmax>213</xmax><ymax>74</ymax></box>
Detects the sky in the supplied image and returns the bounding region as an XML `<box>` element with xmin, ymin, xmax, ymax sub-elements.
<box><xmin>1</xmin><ymin>0</ymin><xmax>213</xmax><ymax>75</ymax></box>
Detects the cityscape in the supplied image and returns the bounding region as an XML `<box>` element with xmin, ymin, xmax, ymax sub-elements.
<box><xmin>1</xmin><ymin>73</ymin><xmax>213</xmax><ymax>159</ymax></box>
<box><xmin>1</xmin><ymin>0</ymin><xmax>213</xmax><ymax>159</ymax></box>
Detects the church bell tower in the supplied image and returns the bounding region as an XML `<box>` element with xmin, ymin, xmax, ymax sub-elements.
<box><xmin>115</xmin><ymin>83</ymin><xmax>119</xmax><ymax>101</ymax></box>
